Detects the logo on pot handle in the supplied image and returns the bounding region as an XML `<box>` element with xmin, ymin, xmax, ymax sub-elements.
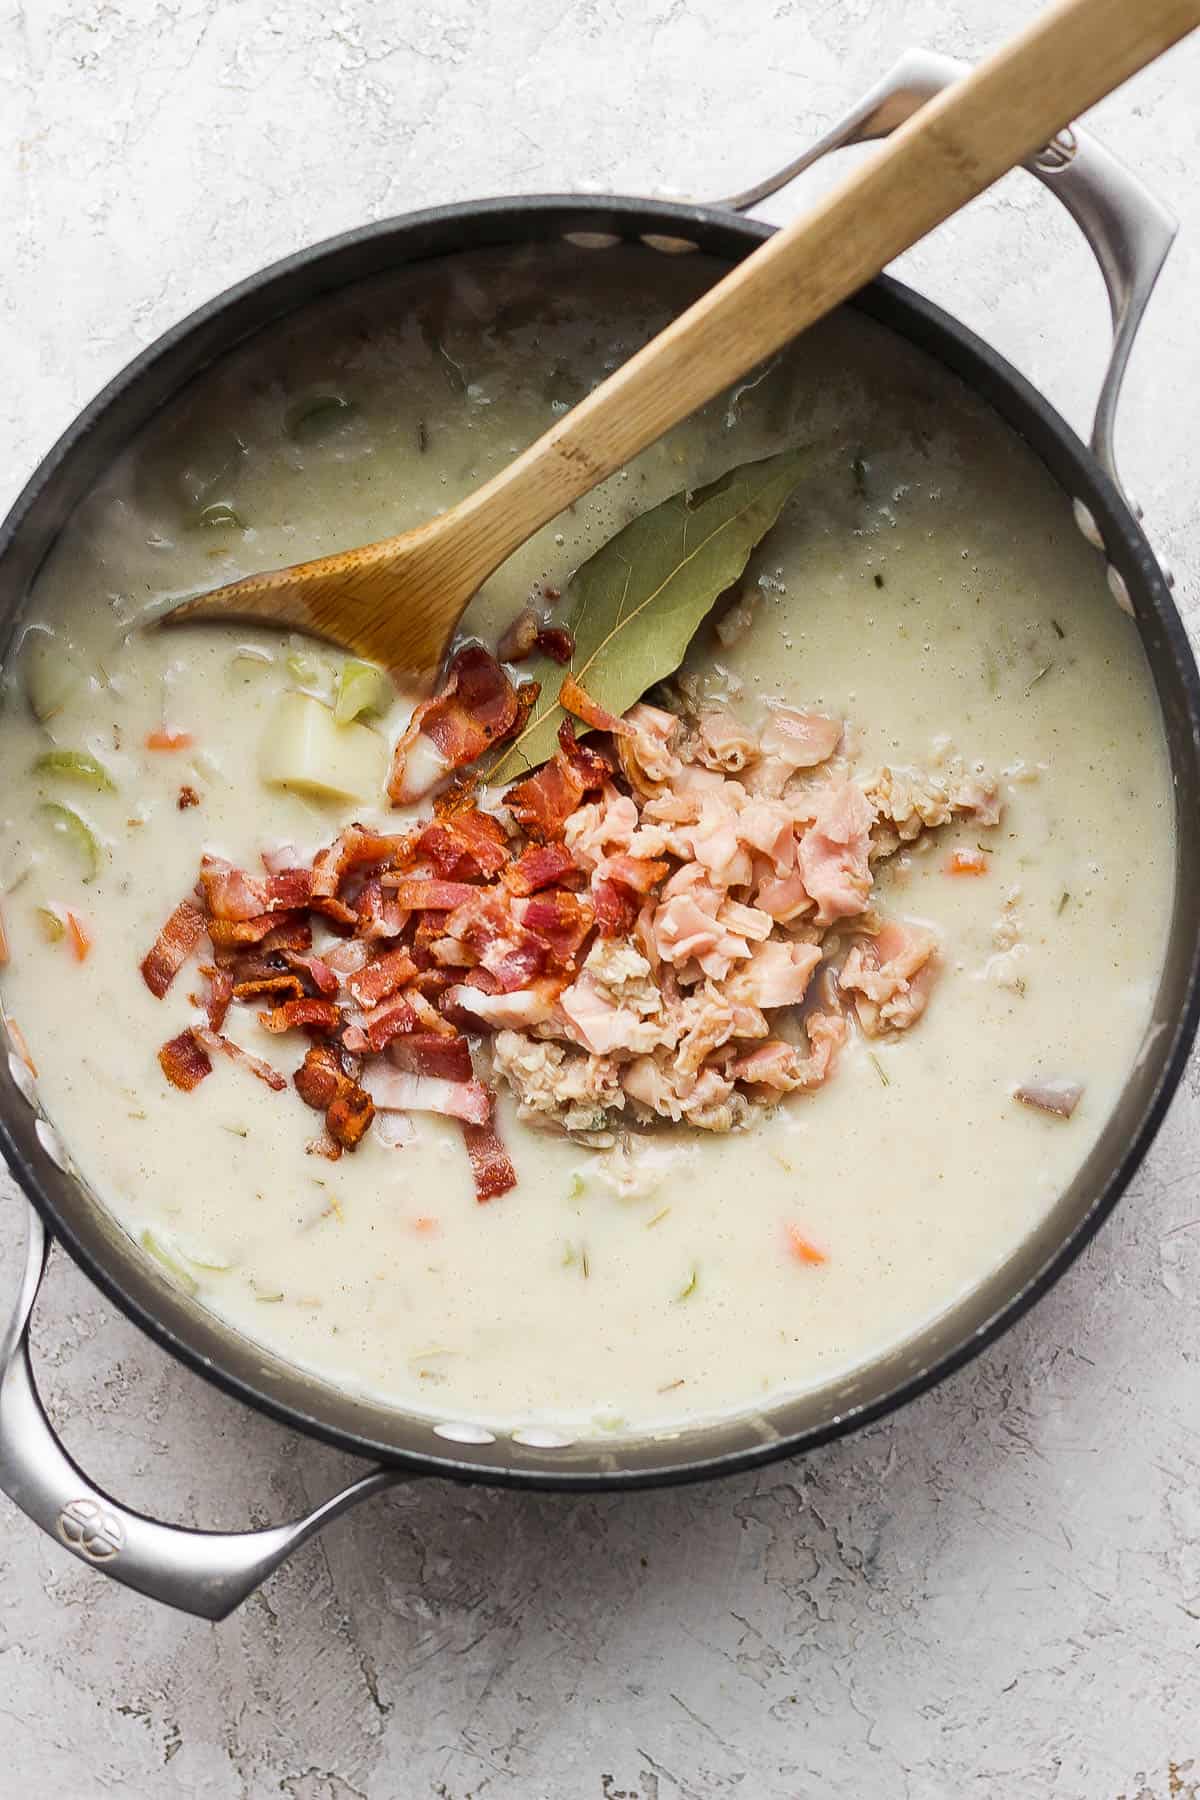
<box><xmin>1033</xmin><ymin>127</ymin><xmax>1079</xmax><ymax>173</ymax></box>
<box><xmin>57</xmin><ymin>1497</ymin><xmax>123</xmax><ymax>1561</ymax></box>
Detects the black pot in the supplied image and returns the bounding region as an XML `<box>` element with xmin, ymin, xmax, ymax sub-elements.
<box><xmin>1</xmin><ymin>52</ymin><xmax>1197</xmax><ymax>1617</ymax></box>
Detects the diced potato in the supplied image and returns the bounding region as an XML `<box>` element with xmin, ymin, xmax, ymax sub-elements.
<box><xmin>259</xmin><ymin>691</ymin><xmax>387</xmax><ymax>802</ymax></box>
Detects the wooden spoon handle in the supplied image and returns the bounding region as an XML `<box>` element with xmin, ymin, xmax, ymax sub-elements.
<box><xmin>438</xmin><ymin>0</ymin><xmax>1196</xmax><ymax>597</ymax></box>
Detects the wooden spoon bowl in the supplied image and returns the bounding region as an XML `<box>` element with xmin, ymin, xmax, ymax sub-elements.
<box><xmin>165</xmin><ymin>0</ymin><xmax>1199</xmax><ymax>689</ymax></box>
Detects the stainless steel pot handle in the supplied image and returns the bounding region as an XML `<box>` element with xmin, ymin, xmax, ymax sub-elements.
<box><xmin>0</xmin><ymin>1199</ymin><xmax>404</xmax><ymax>1618</ymax></box>
<box><xmin>718</xmin><ymin>47</ymin><xmax>1178</xmax><ymax>516</ymax></box>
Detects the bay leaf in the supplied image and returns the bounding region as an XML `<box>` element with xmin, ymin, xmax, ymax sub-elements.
<box><xmin>488</xmin><ymin>447</ymin><xmax>814</xmax><ymax>783</ymax></box>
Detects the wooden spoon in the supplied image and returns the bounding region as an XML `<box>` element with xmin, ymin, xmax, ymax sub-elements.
<box><xmin>167</xmin><ymin>0</ymin><xmax>1198</xmax><ymax>686</ymax></box>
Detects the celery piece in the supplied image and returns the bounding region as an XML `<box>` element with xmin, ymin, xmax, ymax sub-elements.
<box><xmin>334</xmin><ymin>658</ymin><xmax>392</xmax><ymax>725</ymax></box>
<box><xmin>23</xmin><ymin>628</ymin><xmax>84</xmax><ymax>722</ymax></box>
<box><xmin>197</xmin><ymin>501</ymin><xmax>246</xmax><ymax>530</ymax></box>
<box><xmin>33</xmin><ymin>748</ymin><xmax>115</xmax><ymax>792</ymax></box>
<box><xmin>35</xmin><ymin>906</ymin><xmax>65</xmax><ymax>943</ymax></box>
<box><xmin>259</xmin><ymin>691</ymin><xmax>387</xmax><ymax>802</ymax></box>
<box><xmin>285</xmin><ymin>394</ymin><xmax>355</xmax><ymax>442</ymax></box>
<box><xmin>140</xmin><ymin>1230</ymin><xmax>199</xmax><ymax>1298</ymax></box>
<box><xmin>39</xmin><ymin>801</ymin><xmax>101</xmax><ymax>882</ymax></box>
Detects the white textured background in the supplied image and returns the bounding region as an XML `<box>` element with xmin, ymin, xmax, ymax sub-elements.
<box><xmin>3</xmin><ymin>3</ymin><xmax>1200</xmax><ymax>1796</ymax></box>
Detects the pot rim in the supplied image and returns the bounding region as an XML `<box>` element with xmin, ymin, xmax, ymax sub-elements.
<box><xmin>2</xmin><ymin>192</ymin><xmax>1198</xmax><ymax>1488</ymax></box>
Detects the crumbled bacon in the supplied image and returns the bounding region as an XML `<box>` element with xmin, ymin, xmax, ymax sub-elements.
<box><xmin>385</xmin><ymin>878</ymin><xmax>480</xmax><ymax>911</ymax></box>
<box><xmin>388</xmin><ymin>1032</ymin><xmax>473</xmax><ymax>1082</ymax></box>
<box><xmin>258</xmin><ymin>998</ymin><xmax>343</xmax><ymax>1035</ymax></box>
<box><xmin>310</xmin><ymin>825</ymin><xmax>409</xmax><ymax>900</ymax></box>
<box><xmin>233</xmin><ymin>973</ymin><xmax>306</xmax><ymax>1004</ymax></box>
<box><xmin>414</xmin><ymin>808</ymin><xmax>509</xmax><ymax>880</ymax></box>
<box><xmin>199</xmin><ymin>856</ymin><xmax>313</xmax><ymax>921</ymax></box>
<box><xmin>282</xmin><ymin>950</ymin><xmax>339</xmax><ymax>996</ymax></box>
<box><xmin>354</xmin><ymin>875</ymin><xmax>407</xmax><ymax>940</ymax></box>
<box><xmin>201</xmin><ymin>966</ymin><xmax>234</xmax><ymax>1032</ymax></box>
<box><xmin>294</xmin><ymin>1043</ymin><xmax>344</xmax><ymax>1111</ymax></box>
<box><xmin>559</xmin><ymin>672</ymin><xmax>628</xmax><ymax>736</ymax></box>
<box><xmin>191</xmin><ymin>1026</ymin><xmax>287</xmax><ymax>1091</ymax></box>
<box><xmin>388</xmin><ymin>647</ymin><xmax>525</xmax><ymax>804</ymax></box>
<box><xmin>498</xmin><ymin>607</ymin><xmax>540</xmax><ymax>663</ymax></box>
<box><xmin>502</xmin><ymin>842</ymin><xmax>579</xmax><ymax>895</ymax></box>
<box><xmin>327</xmin><ymin>1084</ymin><xmax>375</xmax><ymax>1150</ymax></box>
<box><xmin>159</xmin><ymin>1029</ymin><xmax>212</xmax><ymax>1091</ymax></box>
<box><xmin>461</xmin><ymin>1117</ymin><xmax>517</xmax><ymax>1201</ymax></box>
<box><xmin>346</xmin><ymin>996</ymin><xmax>418</xmax><ymax>1054</ymax></box>
<box><xmin>346</xmin><ymin>948</ymin><xmax>419</xmax><ymax>1009</ymax></box>
<box><xmin>141</xmin><ymin>900</ymin><xmax>206</xmax><ymax>998</ymax></box>
<box><xmin>153</xmin><ymin>680</ymin><xmax>996</xmax><ymax>1188</ymax></box>
<box><xmin>506</xmin><ymin>720</ymin><xmax>611</xmax><ymax>842</ymax></box>
<box><xmin>593</xmin><ymin>878</ymin><xmax>640</xmax><ymax>938</ymax></box>
<box><xmin>206</xmin><ymin>911</ymin><xmax>305</xmax><ymax>951</ymax></box>
<box><xmin>537</xmin><ymin>626</ymin><xmax>575</xmax><ymax>666</ymax></box>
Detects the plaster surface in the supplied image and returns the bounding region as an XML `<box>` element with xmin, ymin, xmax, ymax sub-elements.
<box><xmin>2</xmin><ymin>3</ymin><xmax>1199</xmax><ymax>1795</ymax></box>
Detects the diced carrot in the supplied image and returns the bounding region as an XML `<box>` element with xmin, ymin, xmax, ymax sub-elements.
<box><xmin>6</xmin><ymin>1018</ymin><xmax>38</xmax><ymax>1078</ymax></box>
<box><xmin>412</xmin><ymin>1216</ymin><xmax>439</xmax><ymax>1235</ymax></box>
<box><xmin>65</xmin><ymin>910</ymin><xmax>92</xmax><ymax>962</ymax></box>
<box><xmin>786</xmin><ymin>1223</ymin><xmax>827</xmax><ymax>1266</ymax></box>
<box><xmin>0</xmin><ymin>900</ymin><xmax>8</xmax><ymax>967</ymax></box>
<box><xmin>145</xmin><ymin>728</ymin><xmax>194</xmax><ymax>751</ymax></box>
<box><xmin>946</xmin><ymin>848</ymin><xmax>988</xmax><ymax>876</ymax></box>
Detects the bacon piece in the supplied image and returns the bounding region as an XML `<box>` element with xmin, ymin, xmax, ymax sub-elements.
<box><xmin>441</xmin><ymin>890</ymin><xmax>515</xmax><ymax>958</ymax></box>
<box><xmin>595</xmin><ymin>853</ymin><xmax>668</xmax><ymax>893</ymax></box>
<box><xmin>498</xmin><ymin>607</ymin><xmax>540</xmax><ymax>663</ymax></box>
<box><xmin>191</xmin><ymin>1026</ymin><xmax>286</xmax><ymax>1091</ymax></box>
<box><xmin>388</xmin><ymin>1032</ymin><xmax>473</xmax><ymax>1082</ymax></box>
<box><xmin>388</xmin><ymin>647</ymin><xmax>521</xmax><ymax>804</ymax></box>
<box><xmin>509</xmin><ymin>677</ymin><xmax>541</xmax><ymax>746</ymax></box>
<box><xmin>199</xmin><ymin>856</ymin><xmax>312</xmax><ymax>921</ymax></box>
<box><xmin>233</xmin><ymin>973</ymin><xmax>306</xmax><ymax>1003</ymax></box>
<box><xmin>294</xmin><ymin>1042</ymin><xmax>344</xmax><ymax>1111</ymax></box>
<box><xmin>158</xmin><ymin>1029</ymin><xmax>212</xmax><ymax>1092</ymax></box>
<box><xmin>206</xmin><ymin>910</ymin><xmax>306</xmax><ymax>951</ymax></box>
<box><xmin>384</xmin><ymin>878</ymin><xmax>480</xmax><ymax>911</ymax></box>
<box><xmin>308</xmin><ymin>894</ymin><xmax>359</xmax><ymax>931</ymax></box>
<box><xmin>310</xmin><ymin>825</ymin><xmax>410</xmax><ymax>900</ymax></box>
<box><xmin>323</xmin><ymin>939</ymin><xmax>371</xmax><ymax>977</ymax></box>
<box><xmin>282</xmin><ymin>950</ymin><xmax>339</xmax><ymax>997</ymax></box>
<box><xmin>326</xmin><ymin>1084</ymin><xmax>375</xmax><ymax>1150</ymax></box>
<box><xmin>414</xmin><ymin>808</ymin><xmax>509</xmax><ymax>880</ymax></box>
<box><xmin>200</xmin><ymin>966</ymin><xmax>234</xmax><ymax>1032</ymax></box>
<box><xmin>485</xmin><ymin>941</ymin><xmax>547</xmax><ymax>993</ymax></box>
<box><xmin>346</xmin><ymin>947</ymin><xmax>419</xmax><ymax>1009</ymax></box>
<box><xmin>461</xmin><ymin>1116</ymin><xmax>517</xmax><ymax>1201</ymax></box>
<box><xmin>559</xmin><ymin>673</ymin><xmax>629</xmax><ymax>736</ymax></box>
<box><xmin>357</xmin><ymin>996</ymin><xmax>418</xmax><ymax>1054</ymax></box>
<box><xmin>0</xmin><ymin>903</ymin><xmax>9</xmax><ymax>968</ymax></box>
<box><xmin>593</xmin><ymin>878</ymin><xmax>640</xmax><ymax>938</ymax></box>
<box><xmin>511</xmin><ymin>889</ymin><xmax>594</xmax><ymax>965</ymax></box>
<box><xmin>505</xmin><ymin>720</ymin><xmax>610</xmax><ymax>842</ymax></box>
<box><xmin>537</xmin><ymin>626</ymin><xmax>575</xmax><ymax>667</ymax></box>
<box><xmin>404</xmin><ymin>987</ymin><xmax>459</xmax><ymax>1035</ymax></box>
<box><xmin>352</xmin><ymin>876</ymin><xmax>407</xmax><ymax>940</ymax></box>
<box><xmin>258</xmin><ymin>916</ymin><xmax>313</xmax><ymax>955</ymax></box>
<box><xmin>502</xmin><ymin>842</ymin><xmax>579</xmax><ymax>895</ymax></box>
<box><xmin>258</xmin><ymin>998</ymin><xmax>342</xmax><ymax>1034</ymax></box>
<box><xmin>140</xmin><ymin>900</ymin><xmax>206</xmax><ymax>998</ymax></box>
<box><xmin>363</xmin><ymin>1064</ymin><xmax>492</xmax><ymax>1125</ymax></box>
